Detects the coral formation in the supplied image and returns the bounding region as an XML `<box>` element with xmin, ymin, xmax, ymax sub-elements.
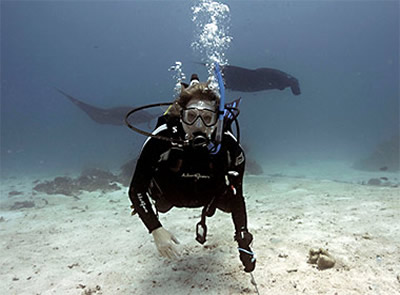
<box><xmin>353</xmin><ymin>135</ymin><xmax>399</xmax><ymax>172</ymax></box>
<box><xmin>10</xmin><ymin>201</ymin><xmax>35</xmax><ymax>210</ymax></box>
<box><xmin>33</xmin><ymin>168</ymin><xmax>121</xmax><ymax>196</ymax></box>
<box><xmin>246</xmin><ymin>158</ymin><xmax>264</xmax><ymax>175</ymax></box>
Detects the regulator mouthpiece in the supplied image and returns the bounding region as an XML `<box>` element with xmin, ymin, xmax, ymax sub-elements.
<box><xmin>191</xmin><ymin>134</ymin><xmax>209</xmax><ymax>149</ymax></box>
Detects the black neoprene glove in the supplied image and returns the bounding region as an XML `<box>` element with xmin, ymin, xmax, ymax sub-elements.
<box><xmin>236</xmin><ymin>230</ymin><xmax>256</xmax><ymax>272</ymax></box>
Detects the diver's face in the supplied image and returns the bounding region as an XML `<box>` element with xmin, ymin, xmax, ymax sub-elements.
<box><xmin>181</xmin><ymin>99</ymin><xmax>218</xmax><ymax>140</ymax></box>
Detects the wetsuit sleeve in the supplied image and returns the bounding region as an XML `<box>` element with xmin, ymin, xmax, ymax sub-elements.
<box><xmin>226</xmin><ymin>135</ymin><xmax>248</xmax><ymax>236</ymax></box>
<box><xmin>128</xmin><ymin>138</ymin><xmax>163</xmax><ymax>233</ymax></box>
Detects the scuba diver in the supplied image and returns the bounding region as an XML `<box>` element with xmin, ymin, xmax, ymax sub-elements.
<box><xmin>128</xmin><ymin>72</ymin><xmax>256</xmax><ymax>273</ymax></box>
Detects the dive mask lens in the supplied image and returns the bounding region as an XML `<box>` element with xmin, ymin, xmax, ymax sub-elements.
<box><xmin>201</xmin><ymin>109</ymin><xmax>218</xmax><ymax>126</ymax></box>
<box><xmin>182</xmin><ymin>108</ymin><xmax>198</xmax><ymax>125</ymax></box>
<box><xmin>182</xmin><ymin>108</ymin><xmax>217</xmax><ymax>127</ymax></box>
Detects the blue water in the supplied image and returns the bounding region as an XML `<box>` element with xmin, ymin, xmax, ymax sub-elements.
<box><xmin>1</xmin><ymin>0</ymin><xmax>399</xmax><ymax>178</ymax></box>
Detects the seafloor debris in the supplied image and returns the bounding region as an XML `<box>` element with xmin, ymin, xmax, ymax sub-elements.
<box><xmin>33</xmin><ymin>176</ymin><xmax>76</xmax><ymax>196</ymax></box>
<box><xmin>307</xmin><ymin>248</ymin><xmax>336</xmax><ymax>270</ymax></box>
<box><xmin>367</xmin><ymin>178</ymin><xmax>382</xmax><ymax>186</ymax></box>
<box><xmin>68</xmin><ymin>263</ymin><xmax>79</xmax><ymax>269</ymax></box>
<box><xmin>362</xmin><ymin>177</ymin><xmax>398</xmax><ymax>187</ymax></box>
<box><xmin>10</xmin><ymin>201</ymin><xmax>35</xmax><ymax>210</ymax></box>
<box><xmin>77</xmin><ymin>168</ymin><xmax>119</xmax><ymax>192</ymax></box>
<box><xmin>361</xmin><ymin>233</ymin><xmax>373</xmax><ymax>240</ymax></box>
<box><xmin>8</xmin><ymin>191</ymin><xmax>23</xmax><ymax>197</ymax></box>
<box><xmin>33</xmin><ymin>168</ymin><xmax>121</xmax><ymax>196</ymax></box>
<box><xmin>81</xmin><ymin>285</ymin><xmax>102</xmax><ymax>295</ymax></box>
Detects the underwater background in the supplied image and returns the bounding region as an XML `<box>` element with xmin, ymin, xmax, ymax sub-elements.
<box><xmin>1</xmin><ymin>0</ymin><xmax>399</xmax><ymax>179</ymax></box>
<box><xmin>1</xmin><ymin>2</ymin><xmax>400</xmax><ymax>294</ymax></box>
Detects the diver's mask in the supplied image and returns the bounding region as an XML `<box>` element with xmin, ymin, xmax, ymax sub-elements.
<box><xmin>181</xmin><ymin>100</ymin><xmax>218</xmax><ymax>148</ymax></box>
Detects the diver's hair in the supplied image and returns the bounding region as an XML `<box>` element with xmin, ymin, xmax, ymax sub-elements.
<box><xmin>168</xmin><ymin>82</ymin><xmax>219</xmax><ymax>117</ymax></box>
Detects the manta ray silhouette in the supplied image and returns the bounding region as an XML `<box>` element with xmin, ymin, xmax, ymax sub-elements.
<box><xmin>222</xmin><ymin>65</ymin><xmax>301</xmax><ymax>95</ymax></box>
<box><xmin>56</xmin><ymin>88</ymin><xmax>156</xmax><ymax>126</ymax></box>
<box><xmin>58</xmin><ymin>65</ymin><xmax>300</xmax><ymax>126</ymax></box>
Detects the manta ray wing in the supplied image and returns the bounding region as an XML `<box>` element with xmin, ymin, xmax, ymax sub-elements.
<box><xmin>56</xmin><ymin>89</ymin><xmax>156</xmax><ymax>126</ymax></box>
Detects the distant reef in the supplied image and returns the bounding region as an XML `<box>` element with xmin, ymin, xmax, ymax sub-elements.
<box><xmin>353</xmin><ymin>135</ymin><xmax>399</xmax><ymax>172</ymax></box>
<box><xmin>33</xmin><ymin>156</ymin><xmax>264</xmax><ymax>196</ymax></box>
<box><xmin>33</xmin><ymin>168</ymin><xmax>123</xmax><ymax>197</ymax></box>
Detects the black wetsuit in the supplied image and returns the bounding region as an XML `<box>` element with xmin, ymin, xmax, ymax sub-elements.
<box><xmin>128</xmin><ymin>116</ymin><xmax>249</xmax><ymax>236</ymax></box>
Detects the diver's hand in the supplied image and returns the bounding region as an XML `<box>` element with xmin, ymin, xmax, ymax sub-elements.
<box><xmin>236</xmin><ymin>231</ymin><xmax>256</xmax><ymax>272</ymax></box>
<box><xmin>151</xmin><ymin>227</ymin><xmax>180</xmax><ymax>259</ymax></box>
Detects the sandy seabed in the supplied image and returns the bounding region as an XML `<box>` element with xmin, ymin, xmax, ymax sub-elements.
<box><xmin>1</xmin><ymin>167</ymin><xmax>399</xmax><ymax>295</ymax></box>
